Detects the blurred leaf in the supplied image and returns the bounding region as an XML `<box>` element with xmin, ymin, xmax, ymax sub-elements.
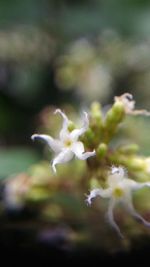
<box><xmin>0</xmin><ymin>0</ymin><xmax>49</xmax><ymax>25</ymax></box>
<box><xmin>0</xmin><ymin>147</ymin><xmax>40</xmax><ymax>178</ymax></box>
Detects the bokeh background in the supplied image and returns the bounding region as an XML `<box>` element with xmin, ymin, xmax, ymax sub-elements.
<box><xmin>1</xmin><ymin>0</ymin><xmax>150</xmax><ymax>263</ymax></box>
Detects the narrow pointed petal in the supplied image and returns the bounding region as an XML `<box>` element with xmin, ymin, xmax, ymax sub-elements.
<box><xmin>131</xmin><ymin>181</ymin><xmax>150</xmax><ymax>191</ymax></box>
<box><xmin>86</xmin><ymin>188</ymin><xmax>111</xmax><ymax>205</ymax></box>
<box><xmin>52</xmin><ymin>150</ymin><xmax>74</xmax><ymax>173</ymax></box>
<box><xmin>72</xmin><ymin>141</ymin><xmax>95</xmax><ymax>160</ymax></box>
<box><xmin>111</xmin><ymin>166</ymin><xmax>125</xmax><ymax>178</ymax></box>
<box><xmin>70</xmin><ymin>112</ymin><xmax>89</xmax><ymax>140</ymax></box>
<box><xmin>77</xmin><ymin>150</ymin><xmax>96</xmax><ymax>160</ymax></box>
<box><xmin>124</xmin><ymin>198</ymin><xmax>150</xmax><ymax>227</ymax></box>
<box><xmin>107</xmin><ymin>199</ymin><xmax>124</xmax><ymax>238</ymax></box>
<box><xmin>130</xmin><ymin>109</ymin><xmax>150</xmax><ymax>116</ymax></box>
<box><xmin>54</xmin><ymin>109</ymin><xmax>70</xmax><ymax>139</ymax></box>
<box><xmin>31</xmin><ymin>134</ymin><xmax>62</xmax><ymax>153</ymax></box>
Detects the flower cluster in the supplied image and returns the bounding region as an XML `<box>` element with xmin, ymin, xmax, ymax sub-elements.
<box><xmin>30</xmin><ymin>93</ymin><xmax>150</xmax><ymax>238</ymax></box>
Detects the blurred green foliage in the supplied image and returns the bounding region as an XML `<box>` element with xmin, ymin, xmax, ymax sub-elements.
<box><xmin>0</xmin><ymin>148</ymin><xmax>40</xmax><ymax>178</ymax></box>
<box><xmin>1</xmin><ymin>0</ymin><xmax>150</xmax><ymax>36</ymax></box>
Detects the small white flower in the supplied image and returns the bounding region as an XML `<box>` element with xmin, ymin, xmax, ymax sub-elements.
<box><xmin>114</xmin><ymin>93</ymin><xmax>150</xmax><ymax>116</ymax></box>
<box><xmin>31</xmin><ymin>109</ymin><xmax>95</xmax><ymax>173</ymax></box>
<box><xmin>86</xmin><ymin>166</ymin><xmax>150</xmax><ymax>238</ymax></box>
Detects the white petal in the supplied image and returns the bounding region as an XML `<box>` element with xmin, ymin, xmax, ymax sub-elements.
<box><xmin>108</xmin><ymin>166</ymin><xmax>126</xmax><ymax>187</ymax></box>
<box><xmin>31</xmin><ymin>134</ymin><xmax>62</xmax><ymax>153</ymax></box>
<box><xmin>52</xmin><ymin>150</ymin><xmax>74</xmax><ymax>173</ymax></box>
<box><xmin>131</xmin><ymin>181</ymin><xmax>150</xmax><ymax>191</ymax></box>
<box><xmin>124</xmin><ymin>197</ymin><xmax>150</xmax><ymax>228</ymax></box>
<box><xmin>54</xmin><ymin>109</ymin><xmax>70</xmax><ymax>140</ymax></box>
<box><xmin>106</xmin><ymin>198</ymin><xmax>124</xmax><ymax>238</ymax></box>
<box><xmin>72</xmin><ymin>141</ymin><xmax>95</xmax><ymax>160</ymax></box>
<box><xmin>72</xmin><ymin>141</ymin><xmax>84</xmax><ymax>153</ymax></box>
<box><xmin>70</xmin><ymin>112</ymin><xmax>89</xmax><ymax>141</ymax></box>
<box><xmin>77</xmin><ymin>150</ymin><xmax>96</xmax><ymax>160</ymax></box>
<box><xmin>114</xmin><ymin>93</ymin><xmax>135</xmax><ymax>113</ymax></box>
<box><xmin>86</xmin><ymin>188</ymin><xmax>111</xmax><ymax>205</ymax></box>
<box><xmin>131</xmin><ymin>109</ymin><xmax>150</xmax><ymax>116</ymax></box>
<box><xmin>111</xmin><ymin>166</ymin><xmax>126</xmax><ymax>178</ymax></box>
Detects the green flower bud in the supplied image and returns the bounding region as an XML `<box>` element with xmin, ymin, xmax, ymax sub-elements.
<box><xmin>68</xmin><ymin>122</ymin><xmax>76</xmax><ymax>132</ymax></box>
<box><xmin>90</xmin><ymin>177</ymin><xmax>101</xmax><ymax>189</ymax></box>
<box><xmin>104</xmin><ymin>102</ymin><xmax>125</xmax><ymax>143</ymax></box>
<box><xmin>97</xmin><ymin>143</ymin><xmax>108</xmax><ymax>159</ymax></box>
<box><xmin>105</xmin><ymin>101</ymin><xmax>125</xmax><ymax>126</ymax></box>
<box><xmin>82</xmin><ymin>128</ymin><xmax>95</xmax><ymax>148</ymax></box>
<box><xmin>127</xmin><ymin>157</ymin><xmax>146</xmax><ymax>171</ymax></box>
<box><xmin>118</xmin><ymin>144</ymin><xmax>139</xmax><ymax>155</ymax></box>
<box><xmin>90</xmin><ymin>102</ymin><xmax>102</xmax><ymax>122</ymax></box>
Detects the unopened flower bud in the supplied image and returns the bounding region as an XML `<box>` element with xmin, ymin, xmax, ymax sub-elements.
<box><xmin>97</xmin><ymin>143</ymin><xmax>108</xmax><ymax>159</ymax></box>
<box><xmin>90</xmin><ymin>102</ymin><xmax>102</xmax><ymax>122</ymax></box>
<box><xmin>118</xmin><ymin>144</ymin><xmax>139</xmax><ymax>155</ymax></box>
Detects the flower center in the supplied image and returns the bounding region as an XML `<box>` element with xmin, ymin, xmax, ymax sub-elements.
<box><xmin>64</xmin><ymin>139</ymin><xmax>72</xmax><ymax>147</ymax></box>
<box><xmin>113</xmin><ymin>187</ymin><xmax>124</xmax><ymax>198</ymax></box>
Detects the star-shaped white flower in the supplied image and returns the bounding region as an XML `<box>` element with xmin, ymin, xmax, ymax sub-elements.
<box><xmin>114</xmin><ymin>93</ymin><xmax>150</xmax><ymax>116</ymax></box>
<box><xmin>31</xmin><ymin>109</ymin><xmax>95</xmax><ymax>173</ymax></box>
<box><xmin>86</xmin><ymin>166</ymin><xmax>150</xmax><ymax>238</ymax></box>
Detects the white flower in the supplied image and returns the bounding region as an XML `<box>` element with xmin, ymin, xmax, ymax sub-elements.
<box><xmin>86</xmin><ymin>166</ymin><xmax>150</xmax><ymax>238</ymax></box>
<box><xmin>114</xmin><ymin>93</ymin><xmax>150</xmax><ymax>116</ymax></box>
<box><xmin>31</xmin><ymin>109</ymin><xmax>95</xmax><ymax>173</ymax></box>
